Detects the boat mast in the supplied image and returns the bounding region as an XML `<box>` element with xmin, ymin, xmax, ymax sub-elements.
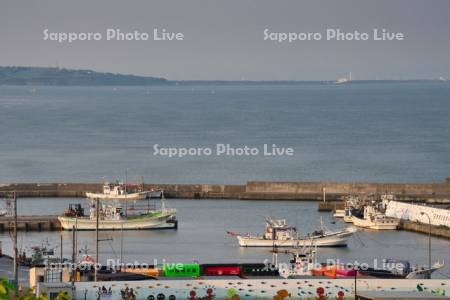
<box><xmin>125</xmin><ymin>170</ymin><xmax>128</xmax><ymax>217</ymax></box>
<box><xmin>13</xmin><ymin>191</ymin><xmax>18</xmax><ymax>289</ymax></box>
<box><xmin>120</xmin><ymin>223</ymin><xmax>124</xmax><ymax>267</ymax></box>
<box><xmin>95</xmin><ymin>198</ymin><xmax>99</xmax><ymax>281</ymax></box>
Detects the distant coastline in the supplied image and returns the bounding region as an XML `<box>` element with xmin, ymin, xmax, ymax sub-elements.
<box><xmin>0</xmin><ymin>66</ymin><xmax>169</xmax><ymax>86</ymax></box>
<box><xmin>0</xmin><ymin>66</ymin><xmax>447</xmax><ymax>86</ymax></box>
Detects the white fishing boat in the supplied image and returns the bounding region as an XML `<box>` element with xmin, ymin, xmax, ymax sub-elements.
<box><xmin>230</xmin><ymin>217</ymin><xmax>356</xmax><ymax>247</ymax></box>
<box><xmin>58</xmin><ymin>199</ymin><xmax>177</xmax><ymax>230</ymax></box>
<box><xmin>351</xmin><ymin>206</ymin><xmax>399</xmax><ymax>230</ymax></box>
<box><xmin>277</xmin><ymin>245</ymin><xmax>318</xmax><ymax>278</ymax></box>
<box><xmin>86</xmin><ymin>182</ymin><xmax>162</xmax><ymax>200</ymax></box>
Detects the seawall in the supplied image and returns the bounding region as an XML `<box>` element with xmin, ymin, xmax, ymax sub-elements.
<box><xmin>1</xmin><ymin>178</ymin><xmax>450</xmax><ymax>202</ymax></box>
<box><xmin>399</xmin><ymin>220</ymin><xmax>450</xmax><ymax>239</ymax></box>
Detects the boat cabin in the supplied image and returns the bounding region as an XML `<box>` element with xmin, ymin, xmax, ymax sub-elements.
<box><xmin>264</xmin><ymin>218</ymin><xmax>297</xmax><ymax>240</ymax></box>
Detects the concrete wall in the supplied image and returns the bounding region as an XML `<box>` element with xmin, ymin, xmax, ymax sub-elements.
<box><xmin>246</xmin><ymin>179</ymin><xmax>450</xmax><ymax>201</ymax></box>
<box><xmin>399</xmin><ymin>221</ymin><xmax>450</xmax><ymax>239</ymax></box>
<box><xmin>0</xmin><ymin>178</ymin><xmax>449</xmax><ymax>201</ymax></box>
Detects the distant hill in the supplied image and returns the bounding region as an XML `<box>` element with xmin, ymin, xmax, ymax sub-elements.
<box><xmin>0</xmin><ymin>66</ymin><xmax>169</xmax><ymax>86</ymax></box>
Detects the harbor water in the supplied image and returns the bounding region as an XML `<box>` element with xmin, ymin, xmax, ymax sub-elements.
<box><xmin>0</xmin><ymin>82</ymin><xmax>449</xmax><ymax>279</ymax></box>
<box><xmin>0</xmin><ymin>197</ymin><xmax>449</xmax><ymax>278</ymax></box>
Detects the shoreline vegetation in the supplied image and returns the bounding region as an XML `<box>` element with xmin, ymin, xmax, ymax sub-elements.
<box><xmin>0</xmin><ymin>66</ymin><xmax>169</xmax><ymax>86</ymax></box>
<box><xmin>0</xmin><ymin>66</ymin><xmax>447</xmax><ymax>86</ymax></box>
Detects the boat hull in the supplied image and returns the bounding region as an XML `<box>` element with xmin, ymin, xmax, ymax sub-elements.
<box><xmin>85</xmin><ymin>190</ymin><xmax>162</xmax><ymax>200</ymax></box>
<box><xmin>405</xmin><ymin>265</ymin><xmax>443</xmax><ymax>279</ymax></box>
<box><xmin>351</xmin><ymin>216</ymin><xmax>399</xmax><ymax>230</ymax></box>
<box><xmin>236</xmin><ymin>230</ymin><xmax>354</xmax><ymax>247</ymax></box>
<box><xmin>58</xmin><ymin>213</ymin><xmax>176</xmax><ymax>230</ymax></box>
<box><xmin>85</xmin><ymin>191</ymin><xmax>148</xmax><ymax>200</ymax></box>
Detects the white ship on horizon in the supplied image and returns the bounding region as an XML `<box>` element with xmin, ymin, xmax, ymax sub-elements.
<box><xmin>335</xmin><ymin>72</ymin><xmax>353</xmax><ymax>84</ymax></box>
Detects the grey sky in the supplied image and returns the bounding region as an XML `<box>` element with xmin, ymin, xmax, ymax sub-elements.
<box><xmin>1</xmin><ymin>0</ymin><xmax>449</xmax><ymax>80</ymax></box>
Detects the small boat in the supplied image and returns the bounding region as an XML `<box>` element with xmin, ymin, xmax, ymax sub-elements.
<box><xmin>58</xmin><ymin>198</ymin><xmax>177</xmax><ymax>230</ymax></box>
<box><xmin>358</xmin><ymin>259</ymin><xmax>444</xmax><ymax>279</ymax></box>
<box><xmin>86</xmin><ymin>182</ymin><xmax>162</xmax><ymax>201</ymax></box>
<box><xmin>351</xmin><ymin>206</ymin><xmax>399</xmax><ymax>230</ymax></box>
<box><xmin>406</xmin><ymin>262</ymin><xmax>445</xmax><ymax>279</ymax></box>
<box><xmin>277</xmin><ymin>245</ymin><xmax>319</xmax><ymax>278</ymax></box>
<box><xmin>19</xmin><ymin>240</ymin><xmax>61</xmax><ymax>267</ymax></box>
<box><xmin>230</xmin><ymin>217</ymin><xmax>356</xmax><ymax>247</ymax></box>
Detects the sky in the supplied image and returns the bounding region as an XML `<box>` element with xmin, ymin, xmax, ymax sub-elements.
<box><xmin>1</xmin><ymin>0</ymin><xmax>450</xmax><ymax>80</ymax></box>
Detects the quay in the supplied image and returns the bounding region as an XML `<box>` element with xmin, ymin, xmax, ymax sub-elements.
<box><xmin>0</xmin><ymin>215</ymin><xmax>61</xmax><ymax>232</ymax></box>
<box><xmin>1</xmin><ymin>177</ymin><xmax>450</xmax><ymax>202</ymax></box>
<box><xmin>399</xmin><ymin>220</ymin><xmax>450</xmax><ymax>239</ymax></box>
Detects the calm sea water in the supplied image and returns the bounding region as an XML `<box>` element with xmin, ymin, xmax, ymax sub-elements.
<box><xmin>0</xmin><ymin>198</ymin><xmax>449</xmax><ymax>278</ymax></box>
<box><xmin>0</xmin><ymin>83</ymin><xmax>449</xmax><ymax>278</ymax></box>
<box><xmin>0</xmin><ymin>82</ymin><xmax>449</xmax><ymax>183</ymax></box>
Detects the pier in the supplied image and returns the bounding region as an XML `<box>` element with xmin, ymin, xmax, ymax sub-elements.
<box><xmin>0</xmin><ymin>215</ymin><xmax>61</xmax><ymax>232</ymax></box>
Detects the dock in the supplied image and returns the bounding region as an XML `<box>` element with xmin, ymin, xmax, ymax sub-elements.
<box><xmin>0</xmin><ymin>215</ymin><xmax>61</xmax><ymax>232</ymax></box>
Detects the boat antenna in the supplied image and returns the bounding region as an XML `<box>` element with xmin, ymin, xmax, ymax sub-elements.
<box><xmin>12</xmin><ymin>191</ymin><xmax>18</xmax><ymax>290</ymax></box>
<box><xmin>71</xmin><ymin>225</ymin><xmax>76</xmax><ymax>297</ymax></box>
<box><xmin>120</xmin><ymin>223</ymin><xmax>124</xmax><ymax>268</ymax></box>
<box><xmin>125</xmin><ymin>169</ymin><xmax>128</xmax><ymax>217</ymax></box>
<box><xmin>95</xmin><ymin>198</ymin><xmax>99</xmax><ymax>282</ymax></box>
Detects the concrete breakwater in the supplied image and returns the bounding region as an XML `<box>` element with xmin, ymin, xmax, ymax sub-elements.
<box><xmin>399</xmin><ymin>220</ymin><xmax>450</xmax><ymax>239</ymax></box>
<box><xmin>1</xmin><ymin>177</ymin><xmax>450</xmax><ymax>202</ymax></box>
<box><xmin>0</xmin><ymin>215</ymin><xmax>61</xmax><ymax>232</ymax></box>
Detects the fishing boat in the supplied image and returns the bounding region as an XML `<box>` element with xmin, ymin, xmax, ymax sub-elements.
<box><xmin>230</xmin><ymin>217</ymin><xmax>356</xmax><ymax>247</ymax></box>
<box><xmin>358</xmin><ymin>259</ymin><xmax>445</xmax><ymax>279</ymax></box>
<box><xmin>58</xmin><ymin>198</ymin><xmax>177</xmax><ymax>230</ymax></box>
<box><xmin>277</xmin><ymin>245</ymin><xmax>318</xmax><ymax>278</ymax></box>
<box><xmin>86</xmin><ymin>182</ymin><xmax>162</xmax><ymax>201</ymax></box>
<box><xmin>351</xmin><ymin>205</ymin><xmax>400</xmax><ymax>230</ymax></box>
<box><xmin>342</xmin><ymin>195</ymin><xmax>362</xmax><ymax>223</ymax></box>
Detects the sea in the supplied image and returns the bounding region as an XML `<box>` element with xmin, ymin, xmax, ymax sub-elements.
<box><xmin>0</xmin><ymin>81</ymin><xmax>449</xmax><ymax>277</ymax></box>
<box><xmin>0</xmin><ymin>81</ymin><xmax>449</xmax><ymax>183</ymax></box>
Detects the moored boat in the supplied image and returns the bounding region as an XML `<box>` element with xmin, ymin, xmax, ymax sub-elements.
<box><xmin>86</xmin><ymin>182</ymin><xmax>162</xmax><ymax>201</ymax></box>
<box><xmin>58</xmin><ymin>198</ymin><xmax>177</xmax><ymax>230</ymax></box>
<box><xmin>231</xmin><ymin>217</ymin><xmax>356</xmax><ymax>247</ymax></box>
<box><xmin>357</xmin><ymin>259</ymin><xmax>444</xmax><ymax>279</ymax></box>
<box><xmin>351</xmin><ymin>206</ymin><xmax>399</xmax><ymax>230</ymax></box>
